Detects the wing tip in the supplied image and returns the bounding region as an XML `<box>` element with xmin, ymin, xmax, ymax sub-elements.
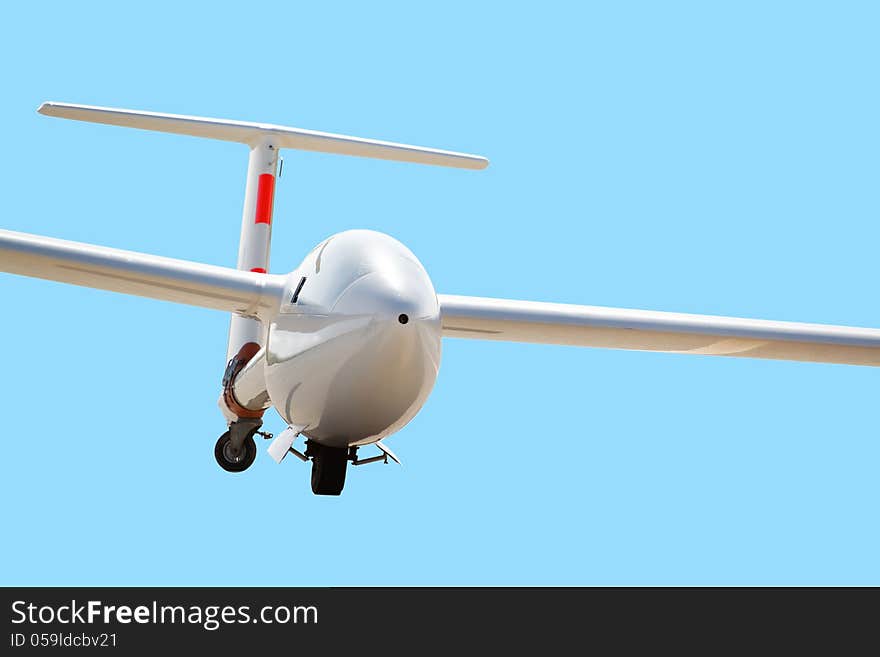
<box><xmin>448</xmin><ymin>155</ymin><xmax>488</xmax><ymax>170</ymax></box>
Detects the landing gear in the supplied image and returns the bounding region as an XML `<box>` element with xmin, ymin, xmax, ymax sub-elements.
<box><xmin>214</xmin><ymin>418</ymin><xmax>262</xmax><ymax>473</ymax></box>
<box><xmin>306</xmin><ymin>442</ymin><xmax>349</xmax><ymax>495</ymax></box>
<box><xmin>215</xmin><ymin>432</ymin><xmax>257</xmax><ymax>472</ymax></box>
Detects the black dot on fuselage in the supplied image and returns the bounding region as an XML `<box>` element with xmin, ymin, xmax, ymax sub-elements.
<box><xmin>398</xmin><ymin>314</ymin><xmax>409</xmax><ymax>325</ymax></box>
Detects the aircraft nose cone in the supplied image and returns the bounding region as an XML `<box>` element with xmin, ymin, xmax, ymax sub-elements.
<box><xmin>265</xmin><ymin>231</ymin><xmax>443</xmax><ymax>446</ymax></box>
<box><xmin>332</xmin><ymin>269</ymin><xmax>439</xmax><ymax>324</ymax></box>
<box><xmin>312</xmin><ymin>264</ymin><xmax>441</xmax><ymax>446</ymax></box>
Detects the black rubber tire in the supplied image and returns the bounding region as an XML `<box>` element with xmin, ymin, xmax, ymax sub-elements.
<box><xmin>310</xmin><ymin>445</ymin><xmax>348</xmax><ymax>495</ymax></box>
<box><xmin>214</xmin><ymin>431</ymin><xmax>257</xmax><ymax>473</ymax></box>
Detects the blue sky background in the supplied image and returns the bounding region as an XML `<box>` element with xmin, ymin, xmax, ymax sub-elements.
<box><xmin>1</xmin><ymin>2</ymin><xmax>879</xmax><ymax>585</ymax></box>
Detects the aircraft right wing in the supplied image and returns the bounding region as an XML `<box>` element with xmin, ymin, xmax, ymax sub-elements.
<box><xmin>0</xmin><ymin>229</ymin><xmax>285</xmax><ymax>318</ymax></box>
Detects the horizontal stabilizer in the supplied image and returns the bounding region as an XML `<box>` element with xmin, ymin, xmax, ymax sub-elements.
<box><xmin>439</xmin><ymin>294</ymin><xmax>880</xmax><ymax>367</ymax></box>
<box><xmin>0</xmin><ymin>229</ymin><xmax>285</xmax><ymax>317</ymax></box>
<box><xmin>38</xmin><ymin>102</ymin><xmax>489</xmax><ymax>170</ymax></box>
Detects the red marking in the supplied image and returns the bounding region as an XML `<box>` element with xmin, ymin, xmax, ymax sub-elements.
<box><xmin>250</xmin><ymin>267</ymin><xmax>267</xmax><ymax>274</ymax></box>
<box><xmin>255</xmin><ymin>174</ymin><xmax>275</xmax><ymax>224</ymax></box>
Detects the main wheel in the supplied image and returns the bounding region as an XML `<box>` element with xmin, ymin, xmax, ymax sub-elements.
<box><xmin>214</xmin><ymin>431</ymin><xmax>257</xmax><ymax>473</ymax></box>
<box><xmin>310</xmin><ymin>444</ymin><xmax>349</xmax><ymax>495</ymax></box>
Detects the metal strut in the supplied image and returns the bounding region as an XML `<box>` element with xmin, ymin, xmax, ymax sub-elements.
<box><xmin>258</xmin><ymin>428</ymin><xmax>308</xmax><ymax>462</ymax></box>
<box><xmin>226</xmin><ymin>417</ymin><xmax>263</xmax><ymax>455</ymax></box>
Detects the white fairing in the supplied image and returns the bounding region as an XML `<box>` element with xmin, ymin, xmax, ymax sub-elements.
<box><xmin>264</xmin><ymin>230</ymin><xmax>442</xmax><ymax>448</ymax></box>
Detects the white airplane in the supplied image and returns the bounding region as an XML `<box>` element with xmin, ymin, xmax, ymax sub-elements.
<box><xmin>2</xmin><ymin>102</ymin><xmax>879</xmax><ymax>495</ymax></box>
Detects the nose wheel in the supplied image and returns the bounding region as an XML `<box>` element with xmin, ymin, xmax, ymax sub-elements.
<box><xmin>214</xmin><ymin>418</ymin><xmax>262</xmax><ymax>472</ymax></box>
<box><xmin>306</xmin><ymin>442</ymin><xmax>349</xmax><ymax>495</ymax></box>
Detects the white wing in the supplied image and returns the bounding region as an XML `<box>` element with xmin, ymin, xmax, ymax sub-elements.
<box><xmin>38</xmin><ymin>102</ymin><xmax>489</xmax><ymax>170</ymax></box>
<box><xmin>0</xmin><ymin>229</ymin><xmax>284</xmax><ymax>317</ymax></box>
<box><xmin>439</xmin><ymin>295</ymin><xmax>880</xmax><ymax>367</ymax></box>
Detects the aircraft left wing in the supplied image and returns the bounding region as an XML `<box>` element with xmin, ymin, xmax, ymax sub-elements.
<box><xmin>438</xmin><ymin>294</ymin><xmax>880</xmax><ymax>367</ymax></box>
<box><xmin>0</xmin><ymin>229</ymin><xmax>285</xmax><ymax>317</ymax></box>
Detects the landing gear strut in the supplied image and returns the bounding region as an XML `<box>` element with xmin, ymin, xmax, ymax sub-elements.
<box><xmin>214</xmin><ymin>418</ymin><xmax>262</xmax><ymax>472</ymax></box>
<box><xmin>306</xmin><ymin>441</ymin><xmax>349</xmax><ymax>495</ymax></box>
